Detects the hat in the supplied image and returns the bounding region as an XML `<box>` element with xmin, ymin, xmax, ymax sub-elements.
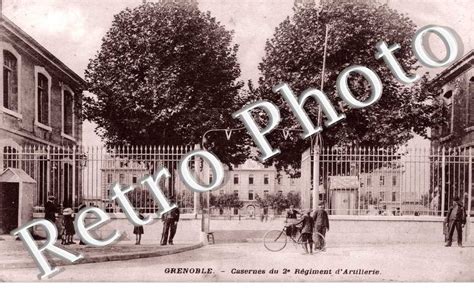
<box><xmin>63</xmin><ymin>208</ymin><xmax>74</xmax><ymax>215</ymax></box>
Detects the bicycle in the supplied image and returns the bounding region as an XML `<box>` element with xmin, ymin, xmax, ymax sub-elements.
<box><xmin>263</xmin><ymin>225</ymin><xmax>326</xmax><ymax>252</ymax></box>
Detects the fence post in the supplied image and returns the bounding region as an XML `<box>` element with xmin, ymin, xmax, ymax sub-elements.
<box><xmin>441</xmin><ymin>147</ymin><xmax>446</xmax><ymax>217</ymax></box>
<box><xmin>72</xmin><ymin>146</ymin><xmax>76</xmax><ymax>209</ymax></box>
<box><xmin>193</xmin><ymin>144</ymin><xmax>200</xmax><ymax>217</ymax></box>
<box><xmin>467</xmin><ymin>147</ymin><xmax>472</xmax><ymax>241</ymax></box>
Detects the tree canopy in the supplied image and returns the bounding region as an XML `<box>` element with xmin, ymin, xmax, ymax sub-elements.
<box><xmin>255</xmin><ymin>0</ymin><xmax>436</xmax><ymax>173</ymax></box>
<box><xmin>84</xmin><ymin>2</ymin><xmax>250</xmax><ymax>166</ymax></box>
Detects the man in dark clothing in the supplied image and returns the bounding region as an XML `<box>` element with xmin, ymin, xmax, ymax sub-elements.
<box><xmin>168</xmin><ymin>207</ymin><xmax>180</xmax><ymax>245</ymax></box>
<box><xmin>44</xmin><ymin>196</ymin><xmax>57</xmax><ymax>224</ymax></box>
<box><xmin>313</xmin><ymin>202</ymin><xmax>329</xmax><ymax>250</ymax></box>
<box><xmin>161</xmin><ymin>207</ymin><xmax>180</xmax><ymax>245</ymax></box>
<box><xmin>445</xmin><ymin>197</ymin><xmax>467</xmax><ymax>247</ymax></box>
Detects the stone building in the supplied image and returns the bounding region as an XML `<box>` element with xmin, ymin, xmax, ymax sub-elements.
<box><xmin>0</xmin><ymin>7</ymin><xmax>85</xmax><ymax>233</ymax></box>
<box><xmin>429</xmin><ymin>50</ymin><xmax>473</xmax><ymax>215</ymax></box>
<box><xmin>208</xmin><ymin>159</ymin><xmax>301</xmax><ymax>205</ymax></box>
<box><xmin>430</xmin><ymin>50</ymin><xmax>474</xmax><ymax>148</ymax></box>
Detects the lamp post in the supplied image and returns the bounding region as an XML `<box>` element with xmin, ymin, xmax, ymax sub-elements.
<box><xmin>313</xmin><ymin>23</ymin><xmax>331</xmax><ymax>210</ymax></box>
<box><xmin>200</xmin><ymin>127</ymin><xmax>246</xmax><ymax>234</ymax></box>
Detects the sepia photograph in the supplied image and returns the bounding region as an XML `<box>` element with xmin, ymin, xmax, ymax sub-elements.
<box><xmin>0</xmin><ymin>0</ymin><xmax>472</xmax><ymax>283</ymax></box>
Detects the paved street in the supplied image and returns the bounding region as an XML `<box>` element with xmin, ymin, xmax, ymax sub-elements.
<box><xmin>0</xmin><ymin>242</ymin><xmax>472</xmax><ymax>282</ymax></box>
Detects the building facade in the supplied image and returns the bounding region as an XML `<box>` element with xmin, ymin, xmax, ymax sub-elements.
<box><xmin>208</xmin><ymin>159</ymin><xmax>301</xmax><ymax>207</ymax></box>
<box><xmin>429</xmin><ymin>50</ymin><xmax>474</xmax><ymax>215</ymax></box>
<box><xmin>0</xmin><ymin>10</ymin><xmax>85</xmax><ymax>233</ymax></box>
<box><xmin>430</xmin><ymin>50</ymin><xmax>474</xmax><ymax>149</ymax></box>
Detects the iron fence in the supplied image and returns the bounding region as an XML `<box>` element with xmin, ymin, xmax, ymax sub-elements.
<box><xmin>0</xmin><ymin>145</ymin><xmax>199</xmax><ymax>215</ymax></box>
<box><xmin>303</xmin><ymin>146</ymin><xmax>474</xmax><ymax>217</ymax></box>
<box><xmin>1</xmin><ymin>144</ymin><xmax>473</xmax><ymax>218</ymax></box>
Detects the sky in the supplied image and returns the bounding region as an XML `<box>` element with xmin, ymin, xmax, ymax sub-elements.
<box><xmin>1</xmin><ymin>0</ymin><xmax>473</xmax><ymax>147</ymax></box>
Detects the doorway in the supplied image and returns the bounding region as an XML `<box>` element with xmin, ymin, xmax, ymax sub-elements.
<box><xmin>0</xmin><ymin>182</ymin><xmax>19</xmax><ymax>234</ymax></box>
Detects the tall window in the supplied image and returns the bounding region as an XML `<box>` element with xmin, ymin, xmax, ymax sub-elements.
<box><xmin>249</xmin><ymin>174</ymin><xmax>254</xmax><ymax>185</ymax></box>
<box><xmin>233</xmin><ymin>174</ymin><xmax>239</xmax><ymax>184</ymax></box>
<box><xmin>264</xmin><ymin>190</ymin><xmax>269</xmax><ymax>197</ymax></box>
<box><xmin>392</xmin><ymin>175</ymin><xmax>397</xmax><ymax>186</ymax></box>
<box><xmin>380</xmin><ymin>192</ymin><xmax>385</xmax><ymax>201</ymax></box>
<box><xmin>3</xmin><ymin>51</ymin><xmax>18</xmax><ymax>112</ymax></box>
<box><xmin>3</xmin><ymin>146</ymin><xmax>18</xmax><ymax>168</ymax></box>
<box><xmin>391</xmin><ymin>192</ymin><xmax>396</xmax><ymax>202</ymax></box>
<box><xmin>209</xmin><ymin>174</ymin><xmax>213</xmax><ymax>184</ymax></box>
<box><xmin>367</xmin><ymin>177</ymin><xmax>372</xmax><ymax>187</ymax></box>
<box><xmin>63</xmin><ymin>89</ymin><xmax>74</xmax><ymax>136</ymax></box>
<box><xmin>379</xmin><ymin>176</ymin><xmax>385</xmax><ymax>186</ymax></box>
<box><xmin>264</xmin><ymin>174</ymin><xmax>269</xmax><ymax>185</ymax></box>
<box><xmin>248</xmin><ymin>190</ymin><xmax>254</xmax><ymax>200</ymax></box>
<box><xmin>119</xmin><ymin>173</ymin><xmax>125</xmax><ymax>185</ymax></box>
<box><xmin>233</xmin><ymin>190</ymin><xmax>239</xmax><ymax>198</ymax></box>
<box><xmin>37</xmin><ymin>73</ymin><xmax>49</xmax><ymax>125</ymax></box>
<box><xmin>441</xmin><ymin>90</ymin><xmax>453</xmax><ymax>136</ymax></box>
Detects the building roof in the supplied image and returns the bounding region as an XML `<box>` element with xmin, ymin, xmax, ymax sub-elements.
<box><xmin>0</xmin><ymin>14</ymin><xmax>86</xmax><ymax>87</ymax></box>
<box><xmin>429</xmin><ymin>50</ymin><xmax>474</xmax><ymax>89</ymax></box>
<box><xmin>0</xmin><ymin>168</ymin><xmax>36</xmax><ymax>184</ymax></box>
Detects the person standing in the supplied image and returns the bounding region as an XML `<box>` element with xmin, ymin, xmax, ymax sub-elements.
<box><xmin>313</xmin><ymin>202</ymin><xmax>330</xmax><ymax>250</ymax></box>
<box><xmin>62</xmin><ymin>208</ymin><xmax>76</xmax><ymax>245</ymax></box>
<box><xmin>295</xmin><ymin>210</ymin><xmax>314</xmax><ymax>254</ymax></box>
<box><xmin>168</xmin><ymin>208</ymin><xmax>180</xmax><ymax>245</ymax></box>
<box><xmin>161</xmin><ymin>208</ymin><xmax>180</xmax><ymax>246</ymax></box>
<box><xmin>133</xmin><ymin>213</ymin><xmax>145</xmax><ymax>245</ymax></box>
<box><xmin>445</xmin><ymin>196</ymin><xmax>467</xmax><ymax>247</ymax></box>
<box><xmin>44</xmin><ymin>196</ymin><xmax>57</xmax><ymax>224</ymax></box>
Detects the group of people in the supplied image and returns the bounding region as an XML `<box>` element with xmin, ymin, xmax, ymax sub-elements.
<box><xmin>132</xmin><ymin>206</ymin><xmax>180</xmax><ymax>246</ymax></box>
<box><xmin>44</xmin><ymin>196</ymin><xmax>181</xmax><ymax>246</ymax></box>
<box><xmin>44</xmin><ymin>196</ymin><xmax>76</xmax><ymax>245</ymax></box>
<box><xmin>286</xmin><ymin>203</ymin><xmax>330</xmax><ymax>255</ymax></box>
<box><xmin>42</xmin><ymin>194</ymin><xmax>470</xmax><ymax>250</ymax></box>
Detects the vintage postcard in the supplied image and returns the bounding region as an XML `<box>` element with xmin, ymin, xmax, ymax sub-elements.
<box><xmin>0</xmin><ymin>0</ymin><xmax>472</xmax><ymax>282</ymax></box>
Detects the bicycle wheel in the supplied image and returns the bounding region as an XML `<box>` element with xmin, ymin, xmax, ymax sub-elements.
<box><xmin>313</xmin><ymin>232</ymin><xmax>326</xmax><ymax>252</ymax></box>
<box><xmin>263</xmin><ymin>230</ymin><xmax>287</xmax><ymax>252</ymax></box>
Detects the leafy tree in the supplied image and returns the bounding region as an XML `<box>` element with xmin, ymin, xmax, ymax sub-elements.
<box><xmin>256</xmin><ymin>192</ymin><xmax>301</xmax><ymax>213</ymax></box>
<box><xmin>286</xmin><ymin>192</ymin><xmax>302</xmax><ymax>208</ymax></box>
<box><xmin>256</xmin><ymin>0</ymin><xmax>436</xmax><ymax>173</ymax></box>
<box><xmin>210</xmin><ymin>193</ymin><xmax>243</xmax><ymax>209</ymax></box>
<box><xmin>84</xmin><ymin>2</ymin><xmax>250</xmax><ymax>166</ymax></box>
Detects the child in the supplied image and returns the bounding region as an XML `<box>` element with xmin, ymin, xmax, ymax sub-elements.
<box><xmin>62</xmin><ymin>208</ymin><xmax>76</xmax><ymax>245</ymax></box>
<box><xmin>295</xmin><ymin>210</ymin><xmax>314</xmax><ymax>254</ymax></box>
<box><xmin>134</xmin><ymin>213</ymin><xmax>145</xmax><ymax>245</ymax></box>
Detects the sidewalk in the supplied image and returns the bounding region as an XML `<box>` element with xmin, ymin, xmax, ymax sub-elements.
<box><xmin>0</xmin><ymin>236</ymin><xmax>203</xmax><ymax>270</ymax></box>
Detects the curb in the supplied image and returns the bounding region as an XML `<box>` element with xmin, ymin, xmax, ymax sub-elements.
<box><xmin>0</xmin><ymin>242</ymin><xmax>204</xmax><ymax>270</ymax></box>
